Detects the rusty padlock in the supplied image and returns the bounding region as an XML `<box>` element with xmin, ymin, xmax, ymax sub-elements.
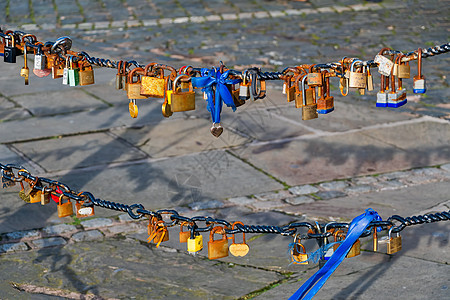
<box><xmin>57</xmin><ymin>194</ymin><xmax>73</xmax><ymax>218</ymax></box>
<box><xmin>208</xmin><ymin>226</ymin><xmax>229</xmax><ymax>260</ymax></box>
<box><xmin>171</xmin><ymin>74</ymin><xmax>196</xmax><ymax>112</ymax></box>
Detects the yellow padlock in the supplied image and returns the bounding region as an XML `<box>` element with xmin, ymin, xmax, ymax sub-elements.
<box><xmin>187</xmin><ymin>234</ymin><xmax>203</xmax><ymax>254</ymax></box>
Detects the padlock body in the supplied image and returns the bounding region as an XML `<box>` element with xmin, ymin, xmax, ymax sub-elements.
<box><xmin>302</xmin><ymin>104</ymin><xmax>318</xmax><ymax>120</ymax></box>
<box><xmin>179</xmin><ymin>231</ymin><xmax>190</xmax><ymax>243</ymax></box>
<box><xmin>29</xmin><ymin>190</ymin><xmax>42</xmax><ymax>203</ymax></box>
<box><xmin>413</xmin><ymin>77</ymin><xmax>426</xmax><ymax>94</ymax></box>
<box><xmin>75</xmin><ymin>202</ymin><xmax>95</xmax><ymax>218</ymax></box>
<box><xmin>388</xmin><ymin>89</ymin><xmax>407</xmax><ymax>108</ymax></box>
<box><xmin>34</xmin><ymin>55</ymin><xmax>46</xmax><ymax>70</ymax></box>
<box><xmin>4</xmin><ymin>46</ymin><xmax>17</xmax><ymax>63</ymax></box>
<box><xmin>346</xmin><ymin>239</ymin><xmax>361</xmax><ymax>258</ymax></box>
<box><xmin>374</xmin><ymin>54</ymin><xmax>394</xmax><ymax>76</ymax></box>
<box><xmin>376</xmin><ymin>91</ymin><xmax>388</xmax><ymax>107</ymax></box>
<box><xmin>128</xmin><ymin>83</ymin><xmax>149</xmax><ymax>99</ymax></box>
<box><xmin>307</xmin><ymin>73</ymin><xmax>322</xmax><ymax>87</ymax></box>
<box><xmin>79</xmin><ymin>67</ymin><xmax>95</xmax><ymax>86</ymax></box>
<box><xmin>140</xmin><ymin>76</ymin><xmax>165</xmax><ymax>98</ymax></box>
<box><xmin>171</xmin><ymin>92</ymin><xmax>196</xmax><ymax>112</ymax></box>
<box><xmin>57</xmin><ymin>201</ymin><xmax>73</xmax><ymax>217</ymax></box>
<box><xmin>229</xmin><ymin>243</ymin><xmax>250</xmax><ymax>257</ymax></box>
<box><xmin>41</xmin><ymin>192</ymin><xmax>50</xmax><ymax>205</ymax></box>
<box><xmin>187</xmin><ymin>235</ymin><xmax>203</xmax><ymax>253</ymax></box>
<box><xmin>349</xmin><ymin>72</ymin><xmax>367</xmax><ymax>89</ymax></box>
<box><xmin>286</xmin><ymin>85</ymin><xmax>295</xmax><ymax>102</ymax></box>
<box><xmin>208</xmin><ymin>238</ymin><xmax>229</xmax><ymax>259</ymax></box>
<box><xmin>398</xmin><ymin>64</ymin><xmax>410</xmax><ymax>78</ymax></box>
<box><xmin>317</xmin><ymin>96</ymin><xmax>334</xmax><ymax>114</ymax></box>
<box><xmin>68</xmin><ymin>69</ymin><xmax>80</xmax><ymax>86</ymax></box>
<box><xmin>239</xmin><ymin>83</ymin><xmax>250</xmax><ymax>100</ymax></box>
<box><xmin>387</xmin><ymin>236</ymin><xmax>402</xmax><ymax>254</ymax></box>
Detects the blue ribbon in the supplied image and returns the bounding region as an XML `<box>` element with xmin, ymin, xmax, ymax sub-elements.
<box><xmin>191</xmin><ymin>68</ymin><xmax>241</xmax><ymax>123</ymax></box>
<box><xmin>289</xmin><ymin>209</ymin><xmax>381</xmax><ymax>300</ymax></box>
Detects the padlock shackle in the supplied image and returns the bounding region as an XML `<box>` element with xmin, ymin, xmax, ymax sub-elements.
<box><xmin>301</xmin><ymin>74</ymin><xmax>308</xmax><ymax>106</ymax></box>
<box><xmin>231</xmin><ymin>221</ymin><xmax>246</xmax><ymax>244</ymax></box>
<box><xmin>350</xmin><ymin>59</ymin><xmax>362</xmax><ymax>72</ymax></box>
<box><xmin>294</xmin><ymin>73</ymin><xmax>306</xmax><ymax>92</ymax></box>
<box><xmin>209</xmin><ymin>226</ymin><xmax>227</xmax><ymax>242</ymax></box>
<box><xmin>128</xmin><ymin>67</ymin><xmax>144</xmax><ymax>83</ymax></box>
<box><xmin>417</xmin><ymin>48</ymin><xmax>422</xmax><ymax>78</ymax></box>
<box><xmin>378</xmin><ymin>47</ymin><xmax>392</xmax><ymax>56</ymax></box>
<box><xmin>173</xmin><ymin>74</ymin><xmax>191</xmax><ymax>88</ymax></box>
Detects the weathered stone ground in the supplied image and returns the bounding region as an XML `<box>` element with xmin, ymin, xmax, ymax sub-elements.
<box><xmin>0</xmin><ymin>0</ymin><xmax>449</xmax><ymax>299</ymax></box>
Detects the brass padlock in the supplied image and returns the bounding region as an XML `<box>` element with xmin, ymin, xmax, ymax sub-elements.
<box><xmin>116</xmin><ymin>60</ymin><xmax>124</xmax><ymax>90</ymax></box>
<box><xmin>373</xmin><ymin>226</ymin><xmax>378</xmax><ymax>252</ymax></box>
<box><xmin>127</xmin><ymin>67</ymin><xmax>148</xmax><ymax>99</ymax></box>
<box><xmin>387</xmin><ymin>227</ymin><xmax>402</xmax><ymax>254</ymax></box>
<box><xmin>179</xmin><ymin>222</ymin><xmax>191</xmax><ymax>243</ymax></box>
<box><xmin>367</xmin><ymin>66</ymin><xmax>374</xmax><ymax>91</ymax></box>
<box><xmin>317</xmin><ymin>71</ymin><xmax>334</xmax><ymax>114</ymax></box>
<box><xmin>413</xmin><ymin>48</ymin><xmax>426</xmax><ymax>94</ymax></box>
<box><xmin>229</xmin><ymin>221</ymin><xmax>250</xmax><ymax>257</ymax></box>
<box><xmin>41</xmin><ymin>186</ymin><xmax>50</xmax><ymax>205</ymax></box>
<box><xmin>18</xmin><ymin>180</ymin><xmax>32</xmax><ymax>203</ymax></box>
<box><xmin>291</xmin><ymin>234</ymin><xmax>308</xmax><ymax>265</ymax></box>
<box><xmin>294</xmin><ymin>74</ymin><xmax>305</xmax><ymax>108</ymax></box>
<box><xmin>398</xmin><ymin>57</ymin><xmax>410</xmax><ymax>79</ymax></box>
<box><xmin>208</xmin><ymin>226</ymin><xmax>229</xmax><ymax>260</ymax></box>
<box><xmin>75</xmin><ymin>200</ymin><xmax>95</xmax><ymax>218</ymax></box>
<box><xmin>20</xmin><ymin>42</ymin><xmax>30</xmax><ymax>85</ymax></box>
<box><xmin>349</xmin><ymin>60</ymin><xmax>367</xmax><ymax>89</ymax></box>
<box><xmin>52</xmin><ymin>56</ymin><xmax>65</xmax><ymax>79</ymax></box>
<box><xmin>333</xmin><ymin>230</ymin><xmax>360</xmax><ymax>258</ymax></box>
<box><xmin>284</xmin><ymin>74</ymin><xmax>295</xmax><ymax>102</ymax></box>
<box><xmin>301</xmin><ymin>75</ymin><xmax>318</xmax><ymax>120</ymax></box>
<box><xmin>162</xmin><ymin>77</ymin><xmax>173</xmax><ymax>118</ymax></box>
<box><xmin>57</xmin><ymin>194</ymin><xmax>73</xmax><ymax>218</ymax></box>
<box><xmin>29</xmin><ymin>180</ymin><xmax>42</xmax><ymax>203</ymax></box>
<box><xmin>307</xmin><ymin>65</ymin><xmax>322</xmax><ymax>87</ymax></box>
<box><xmin>171</xmin><ymin>74</ymin><xmax>196</xmax><ymax>112</ymax></box>
<box><xmin>129</xmin><ymin>99</ymin><xmax>139</xmax><ymax>118</ymax></box>
<box><xmin>79</xmin><ymin>61</ymin><xmax>95</xmax><ymax>86</ymax></box>
<box><xmin>333</xmin><ymin>230</ymin><xmax>345</xmax><ymax>252</ymax></box>
<box><xmin>140</xmin><ymin>63</ymin><xmax>165</xmax><ymax>98</ymax></box>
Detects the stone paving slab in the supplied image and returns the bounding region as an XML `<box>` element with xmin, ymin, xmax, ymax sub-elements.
<box><xmin>13</xmin><ymin>132</ymin><xmax>148</xmax><ymax>172</ymax></box>
<box><xmin>232</xmin><ymin>131</ymin><xmax>410</xmax><ymax>186</ymax></box>
<box><xmin>112</xmin><ymin>118</ymin><xmax>249</xmax><ymax>158</ymax></box>
<box><xmin>267</xmin><ymin>99</ymin><xmax>418</xmax><ymax>133</ymax></box>
<box><xmin>46</xmin><ymin>150</ymin><xmax>283</xmax><ymax>211</ymax></box>
<box><xmin>254</xmin><ymin>253</ymin><xmax>450</xmax><ymax>300</ymax></box>
<box><xmin>11</xmin><ymin>89</ymin><xmax>109</xmax><ymax>117</ymax></box>
<box><xmin>280</xmin><ymin>181</ymin><xmax>450</xmax><ymax>221</ymax></box>
<box><xmin>0</xmin><ymin>238</ymin><xmax>283</xmax><ymax>299</ymax></box>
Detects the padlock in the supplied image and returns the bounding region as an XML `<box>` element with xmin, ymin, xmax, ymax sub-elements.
<box><xmin>373</xmin><ymin>226</ymin><xmax>378</xmax><ymax>252</ymax></box>
<box><xmin>230</xmin><ymin>82</ymin><xmax>245</xmax><ymax>107</ymax></box>
<box><xmin>294</xmin><ymin>74</ymin><xmax>305</xmax><ymax>108</ymax></box>
<box><xmin>62</xmin><ymin>56</ymin><xmax>70</xmax><ymax>85</ymax></box>
<box><xmin>115</xmin><ymin>60</ymin><xmax>124</xmax><ymax>90</ymax></box>
<box><xmin>52</xmin><ymin>56</ymin><xmax>64</xmax><ymax>79</ymax></box>
<box><xmin>332</xmin><ymin>230</ymin><xmax>360</xmax><ymax>258</ymax></box>
<box><xmin>208</xmin><ymin>226</ymin><xmax>229</xmax><ymax>259</ymax></box>
<box><xmin>301</xmin><ymin>75</ymin><xmax>318</xmax><ymax>120</ymax></box>
<box><xmin>229</xmin><ymin>221</ymin><xmax>250</xmax><ymax>257</ymax></box>
<box><xmin>291</xmin><ymin>234</ymin><xmax>308</xmax><ymax>265</ymax></box>
<box><xmin>68</xmin><ymin>56</ymin><xmax>80</xmax><ymax>87</ymax></box>
<box><xmin>376</xmin><ymin>75</ymin><xmax>388</xmax><ymax>107</ymax></box>
<box><xmin>239</xmin><ymin>71</ymin><xmax>251</xmax><ymax>101</ymax></box>
<box><xmin>210</xmin><ymin>122</ymin><xmax>223</xmax><ymax>138</ymax></box>
<box><xmin>317</xmin><ymin>71</ymin><xmax>334</xmax><ymax>114</ymax></box>
<box><xmin>387</xmin><ymin>70</ymin><xmax>400</xmax><ymax>107</ymax></box>
<box><xmin>57</xmin><ymin>194</ymin><xmax>73</xmax><ymax>218</ymax></box>
<box><xmin>171</xmin><ymin>74</ymin><xmax>196</xmax><ymax>112</ymax></box>
<box><xmin>140</xmin><ymin>63</ymin><xmax>166</xmax><ymax>98</ymax></box>
<box><xmin>148</xmin><ymin>220</ymin><xmax>169</xmax><ymax>247</ymax></box>
<box><xmin>1</xmin><ymin>169</ymin><xmax>16</xmax><ymax>188</ymax></box>
<box><xmin>307</xmin><ymin>65</ymin><xmax>322</xmax><ymax>87</ymax></box>
<box><xmin>129</xmin><ymin>99</ymin><xmax>139</xmax><ymax>118</ymax></box>
<box><xmin>20</xmin><ymin>43</ymin><xmax>30</xmax><ymax>85</ymax></box>
<box><xmin>179</xmin><ymin>222</ymin><xmax>191</xmax><ymax>243</ymax></box>
<box><xmin>333</xmin><ymin>230</ymin><xmax>345</xmax><ymax>252</ymax></box>
<box><xmin>283</xmin><ymin>74</ymin><xmax>295</xmax><ymax>102</ymax></box>
<box><xmin>413</xmin><ymin>48</ymin><xmax>426</xmax><ymax>94</ymax></box>
<box><xmin>366</xmin><ymin>66</ymin><xmax>374</xmax><ymax>91</ymax></box>
<box><xmin>4</xmin><ymin>33</ymin><xmax>18</xmax><ymax>63</ymax></box>
<box><xmin>387</xmin><ymin>227</ymin><xmax>402</xmax><ymax>254</ymax></box>
<box><xmin>79</xmin><ymin>61</ymin><xmax>95</xmax><ymax>86</ymax></box>
<box><xmin>162</xmin><ymin>77</ymin><xmax>173</xmax><ymax>118</ymax></box>
<box><xmin>127</xmin><ymin>67</ymin><xmax>148</xmax><ymax>99</ymax></box>
<box><xmin>374</xmin><ymin>47</ymin><xmax>394</xmax><ymax>76</ymax></box>
<box><xmin>34</xmin><ymin>43</ymin><xmax>47</xmax><ymax>70</ymax></box>
<box><xmin>75</xmin><ymin>200</ymin><xmax>95</xmax><ymax>218</ymax></box>
<box><xmin>349</xmin><ymin>60</ymin><xmax>367</xmax><ymax>89</ymax></box>
<box><xmin>187</xmin><ymin>234</ymin><xmax>203</xmax><ymax>254</ymax></box>
<box><xmin>41</xmin><ymin>186</ymin><xmax>50</xmax><ymax>205</ymax></box>
<box><xmin>398</xmin><ymin>57</ymin><xmax>410</xmax><ymax>79</ymax></box>
<box><xmin>390</xmin><ymin>74</ymin><xmax>407</xmax><ymax>108</ymax></box>
<box><xmin>29</xmin><ymin>180</ymin><xmax>42</xmax><ymax>203</ymax></box>
<box><xmin>46</xmin><ymin>52</ymin><xmax>59</xmax><ymax>70</ymax></box>
<box><xmin>18</xmin><ymin>179</ymin><xmax>33</xmax><ymax>203</ymax></box>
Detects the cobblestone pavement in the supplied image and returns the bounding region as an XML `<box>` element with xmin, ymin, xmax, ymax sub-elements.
<box><xmin>0</xmin><ymin>0</ymin><xmax>449</xmax><ymax>299</ymax></box>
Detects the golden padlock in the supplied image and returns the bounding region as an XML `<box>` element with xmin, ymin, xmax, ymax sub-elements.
<box><xmin>29</xmin><ymin>179</ymin><xmax>42</xmax><ymax>203</ymax></box>
<box><xmin>41</xmin><ymin>186</ymin><xmax>50</xmax><ymax>205</ymax></box>
<box><xmin>179</xmin><ymin>222</ymin><xmax>191</xmax><ymax>243</ymax></box>
<box><xmin>127</xmin><ymin>67</ymin><xmax>148</xmax><ymax>99</ymax></box>
<box><xmin>171</xmin><ymin>74</ymin><xmax>196</xmax><ymax>112</ymax></box>
<box><xmin>307</xmin><ymin>65</ymin><xmax>323</xmax><ymax>87</ymax></box>
<box><xmin>229</xmin><ymin>221</ymin><xmax>250</xmax><ymax>257</ymax></box>
<box><xmin>57</xmin><ymin>194</ymin><xmax>73</xmax><ymax>218</ymax></box>
<box><xmin>129</xmin><ymin>99</ymin><xmax>138</xmax><ymax>118</ymax></box>
<box><xmin>317</xmin><ymin>71</ymin><xmax>334</xmax><ymax>114</ymax></box>
<box><xmin>387</xmin><ymin>227</ymin><xmax>402</xmax><ymax>254</ymax></box>
<box><xmin>140</xmin><ymin>63</ymin><xmax>165</xmax><ymax>98</ymax></box>
<box><xmin>79</xmin><ymin>61</ymin><xmax>95</xmax><ymax>86</ymax></box>
<box><xmin>51</xmin><ymin>56</ymin><xmax>65</xmax><ymax>79</ymax></box>
<box><xmin>348</xmin><ymin>60</ymin><xmax>367</xmax><ymax>89</ymax></box>
<box><xmin>148</xmin><ymin>218</ymin><xmax>169</xmax><ymax>247</ymax></box>
<box><xmin>292</xmin><ymin>234</ymin><xmax>308</xmax><ymax>265</ymax></box>
<box><xmin>301</xmin><ymin>75</ymin><xmax>318</xmax><ymax>120</ymax></box>
<box><xmin>208</xmin><ymin>226</ymin><xmax>229</xmax><ymax>260</ymax></box>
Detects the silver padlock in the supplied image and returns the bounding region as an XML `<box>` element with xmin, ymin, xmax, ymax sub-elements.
<box><xmin>34</xmin><ymin>44</ymin><xmax>47</xmax><ymax>70</ymax></box>
<box><xmin>374</xmin><ymin>48</ymin><xmax>394</xmax><ymax>76</ymax></box>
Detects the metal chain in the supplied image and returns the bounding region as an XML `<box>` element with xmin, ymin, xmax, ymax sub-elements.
<box><xmin>1</xmin><ymin>29</ymin><xmax>447</xmax><ymax>80</ymax></box>
<box><xmin>2</xmin><ymin>163</ymin><xmax>448</xmax><ymax>239</ymax></box>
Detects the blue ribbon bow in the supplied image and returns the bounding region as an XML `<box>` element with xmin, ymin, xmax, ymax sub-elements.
<box><xmin>191</xmin><ymin>68</ymin><xmax>241</xmax><ymax>123</ymax></box>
